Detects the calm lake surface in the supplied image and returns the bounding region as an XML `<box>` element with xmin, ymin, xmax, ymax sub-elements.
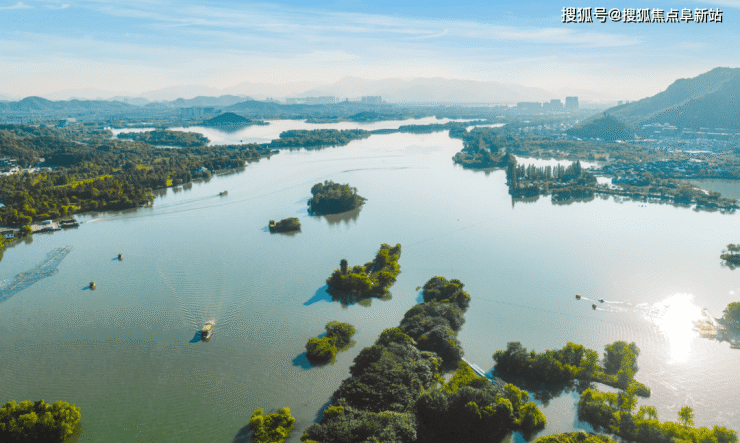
<box><xmin>2</xmin><ymin>125</ymin><xmax>740</xmax><ymax>442</ymax></box>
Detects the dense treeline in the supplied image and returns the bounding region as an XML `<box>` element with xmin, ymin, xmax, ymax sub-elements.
<box><xmin>301</xmin><ymin>276</ymin><xmax>547</xmax><ymax>442</ymax></box>
<box><xmin>249</xmin><ymin>407</ymin><xmax>296</xmax><ymax>443</ymax></box>
<box><xmin>326</xmin><ymin>243</ymin><xmax>401</xmax><ymax>299</ymax></box>
<box><xmin>533</xmin><ymin>431</ymin><xmax>617</xmax><ymax>443</ymax></box>
<box><xmin>493</xmin><ymin>341</ymin><xmax>650</xmax><ymax>396</ymax></box>
<box><xmin>0</xmin><ymin>125</ymin><xmax>273</xmax><ymax>225</ymax></box>
<box><xmin>578</xmin><ymin>387</ymin><xmax>736</xmax><ymax>443</ymax></box>
<box><xmin>305</xmin><ymin>321</ymin><xmax>357</xmax><ymax>365</ymax></box>
<box><xmin>308</xmin><ymin>180</ymin><xmax>366</xmax><ymax>215</ymax></box>
<box><xmin>268</xmin><ymin>129</ymin><xmax>370</xmax><ymax>149</ymax></box>
<box><xmin>0</xmin><ymin>399</ymin><xmax>81</xmax><ymax>443</ymax></box>
<box><xmin>451</xmin><ymin>129</ymin><xmax>508</xmax><ymax>169</ymax></box>
<box><xmin>116</xmin><ymin>129</ymin><xmax>210</xmax><ymax>147</ymax></box>
<box><xmin>506</xmin><ymin>157</ymin><xmax>598</xmax><ymax>201</ymax></box>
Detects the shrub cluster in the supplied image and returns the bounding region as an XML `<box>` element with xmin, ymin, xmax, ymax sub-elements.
<box><xmin>578</xmin><ymin>388</ymin><xmax>736</xmax><ymax>443</ymax></box>
<box><xmin>0</xmin><ymin>399</ymin><xmax>81</xmax><ymax>443</ymax></box>
<box><xmin>249</xmin><ymin>407</ymin><xmax>296</xmax><ymax>443</ymax></box>
<box><xmin>305</xmin><ymin>321</ymin><xmax>357</xmax><ymax>365</ymax></box>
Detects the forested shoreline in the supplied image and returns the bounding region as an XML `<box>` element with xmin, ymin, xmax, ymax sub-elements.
<box><xmin>0</xmin><ymin>125</ymin><xmax>273</xmax><ymax>226</ymax></box>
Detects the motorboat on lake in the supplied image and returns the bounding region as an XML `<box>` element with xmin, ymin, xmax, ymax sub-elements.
<box><xmin>201</xmin><ymin>321</ymin><xmax>214</xmax><ymax>340</ymax></box>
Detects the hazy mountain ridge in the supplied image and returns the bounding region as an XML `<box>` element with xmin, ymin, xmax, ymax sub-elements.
<box><xmin>606</xmin><ymin>67</ymin><xmax>740</xmax><ymax>129</ymax></box>
<box><xmin>8</xmin><ymin>96</ymin><xmax>137</xmax><ymax>112</ymax></box>
<box><xmin>22</xmin><ymin>76</ymin><xmax>564</xmax><ymax>104</ymax></box>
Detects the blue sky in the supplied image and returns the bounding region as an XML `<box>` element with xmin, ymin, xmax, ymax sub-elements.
<box><xmin>0</xmin><ymin>0</ymin><xmax>737</xmax><ymax>100</ymax></box>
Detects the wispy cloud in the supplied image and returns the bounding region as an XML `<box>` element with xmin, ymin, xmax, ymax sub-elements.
<box><xmin>0</xmin><ymin>1</ymin><xmax>32</xmax><ymax>10</ymax></box>
<box><xmin>46</xmin><ymin>3</ymin><xmax>70</xmax><ymax>9</ymax></box>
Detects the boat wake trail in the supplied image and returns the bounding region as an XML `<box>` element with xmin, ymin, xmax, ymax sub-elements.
<box><xmin>156</xmin><ymin>258</ymin><xmax>250</xmax><ymax>338</ymax></box>
<box><xmin>0</xmin><ymin>246</ymin><xmax>73</xmax><ymax>303</ymax></box>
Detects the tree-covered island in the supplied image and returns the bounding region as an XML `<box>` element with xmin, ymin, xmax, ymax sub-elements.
<box><xmin>268</xmin><ymin>217</ymin><xmax>301</xmax><ymax>233</ymax></box>
<box><xmin>201</xmin><ymin>111</ymin><xmax>267</xmax><ymax>129</ymax></box>
<box><xmin>0</xmin><ymin>399</ymin><xmax>81</xmax><ymax>443</ymax></box>
<box><xmin>325</xmin><ymin>243</ymin><xmax>401</xmax><ymax>300</ymax></box>
<box><xmin>721</xmin><ymin>244</ymin><xmax>740</xmax><ymax>269</ymax></box>
<box><xmin>116</xmin><ymin>129</ymin><xmax>210</xmax><ymax>147</ymax></box>
<box><xmin>307</xmin><ymin>180</ymin><xmax>366</xmax><ymax>216</ymax></box>
<box><xmin>301</xmin><ymin>276</ymin><xmax>548</xmax><ymax>443</ymax></box>
<box><xmin>305</xmin><ymin>321</ymin><xmax>357</xmax><ymax>365</ymax></box>
<box><xmin>268</xmin><ymin>129</ymin><xmax>370</xmax><ymax>150</ymax></box>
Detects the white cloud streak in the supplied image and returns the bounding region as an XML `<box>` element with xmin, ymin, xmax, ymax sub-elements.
<box><xmin>0</xmin><ymin>1</ymin><xmax>32</xmax><ymax>10</ymax></box>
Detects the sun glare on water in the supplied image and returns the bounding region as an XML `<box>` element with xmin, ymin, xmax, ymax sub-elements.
<box><xmin>644</xmin><ymin>293</ymin><xmax>703</xmax><ymax>363</ymax></box>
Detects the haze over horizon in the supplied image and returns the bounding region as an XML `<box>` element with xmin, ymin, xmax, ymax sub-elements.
<box><xmin>1</xmin><ymin>0</ymin><xmax>738</xmax><ymax>102</ymax></box>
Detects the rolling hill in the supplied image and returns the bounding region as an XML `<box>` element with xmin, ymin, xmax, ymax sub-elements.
<box><xmin>605</xmin><ymin>67</ymin><xmax>740</xmax><ymax>129</ymax></box>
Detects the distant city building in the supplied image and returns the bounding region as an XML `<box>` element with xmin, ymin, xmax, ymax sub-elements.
<box><xmin>285</xmin><ymin>97</ymin><xmax>336</xmax><ymax>105</ymax></box>
<box><xmin>618</xmin><ymin>101</ymin><xmax>624</xmax><ymax>105</ymax></box>
<box><xmin>360</xmin><ymin>96</ymin><xmax>382</xmax><ymax>104</ymax></box>
<box><xmin>565</xmin><ymin>96</ymin><xmax>579</xmax><ymax>110</ymax></box>
<box><xmin>543</xmin><ymin>99</ymin><xmax>563</xmax><ymax>112</ymax></box>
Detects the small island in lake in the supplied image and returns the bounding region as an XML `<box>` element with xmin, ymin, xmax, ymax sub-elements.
<box><xmin>268</xmin><ymin>217</ymin><xmax>301</xmax><ymax>233</ymax></box>
<box><xmin>305</xmin><ymin>321</ymin><xmax>356</xmax><ymax>365</ymax></box>
<box><xmin>307</xmin><ymin>180</ymin><xmax>366</xmax><ymax>215</ymax></box>
<box><xmin>201</xmin><ymin>112</ymin><xmax>266</xmax><ymax>129</ymax></box>
<box><xmin>721</xmin><ymin>244</ymin><xmax>740</xmax><ymax>269</ymax></box>
<box><xmin>326</xmin><ymin>243</ymin><xmax>401</xmax><ymax>299</ymax></box>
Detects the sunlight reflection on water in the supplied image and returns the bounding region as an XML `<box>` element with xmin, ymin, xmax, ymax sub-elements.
<box><xmin>643</xmin><ymin>293</ymin><xmax>703</xmax><ymax>363</ymax></box>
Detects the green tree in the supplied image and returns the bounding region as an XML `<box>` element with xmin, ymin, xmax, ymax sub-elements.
<box><xmin>324</xmin><ymin>321</ymin><xmax>356</xmax><ymax>348</ymax></box>
<box><xmin>723</xmin><ymin>302</ymin><xmax>740</xmax><ymax>330</ymax></box>
<box><xmin>678</xmin><ymin>406</ymin><xmax>694</xmax><ymax>427</ymax></box>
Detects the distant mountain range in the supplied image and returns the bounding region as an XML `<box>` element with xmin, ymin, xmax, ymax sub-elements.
<box><xmin>605</xmin><ymin>67</ymin><xmax>740</xmax><ymax>130</ymax></box>
<box><xmin>0</xmin><ymin>96</ymin><xmax>137</xmax><ymax>113</ymax></box>
<box><xmin>6</xmin><ymin>76</ymin><xmax>580</xmax><ymax>104</ymax></box>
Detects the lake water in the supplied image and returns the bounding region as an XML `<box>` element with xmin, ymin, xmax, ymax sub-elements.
<box><xmin>2</xmin><ymin>126</ymin><xmax>740</xmax><ymax>442</ymax></box>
